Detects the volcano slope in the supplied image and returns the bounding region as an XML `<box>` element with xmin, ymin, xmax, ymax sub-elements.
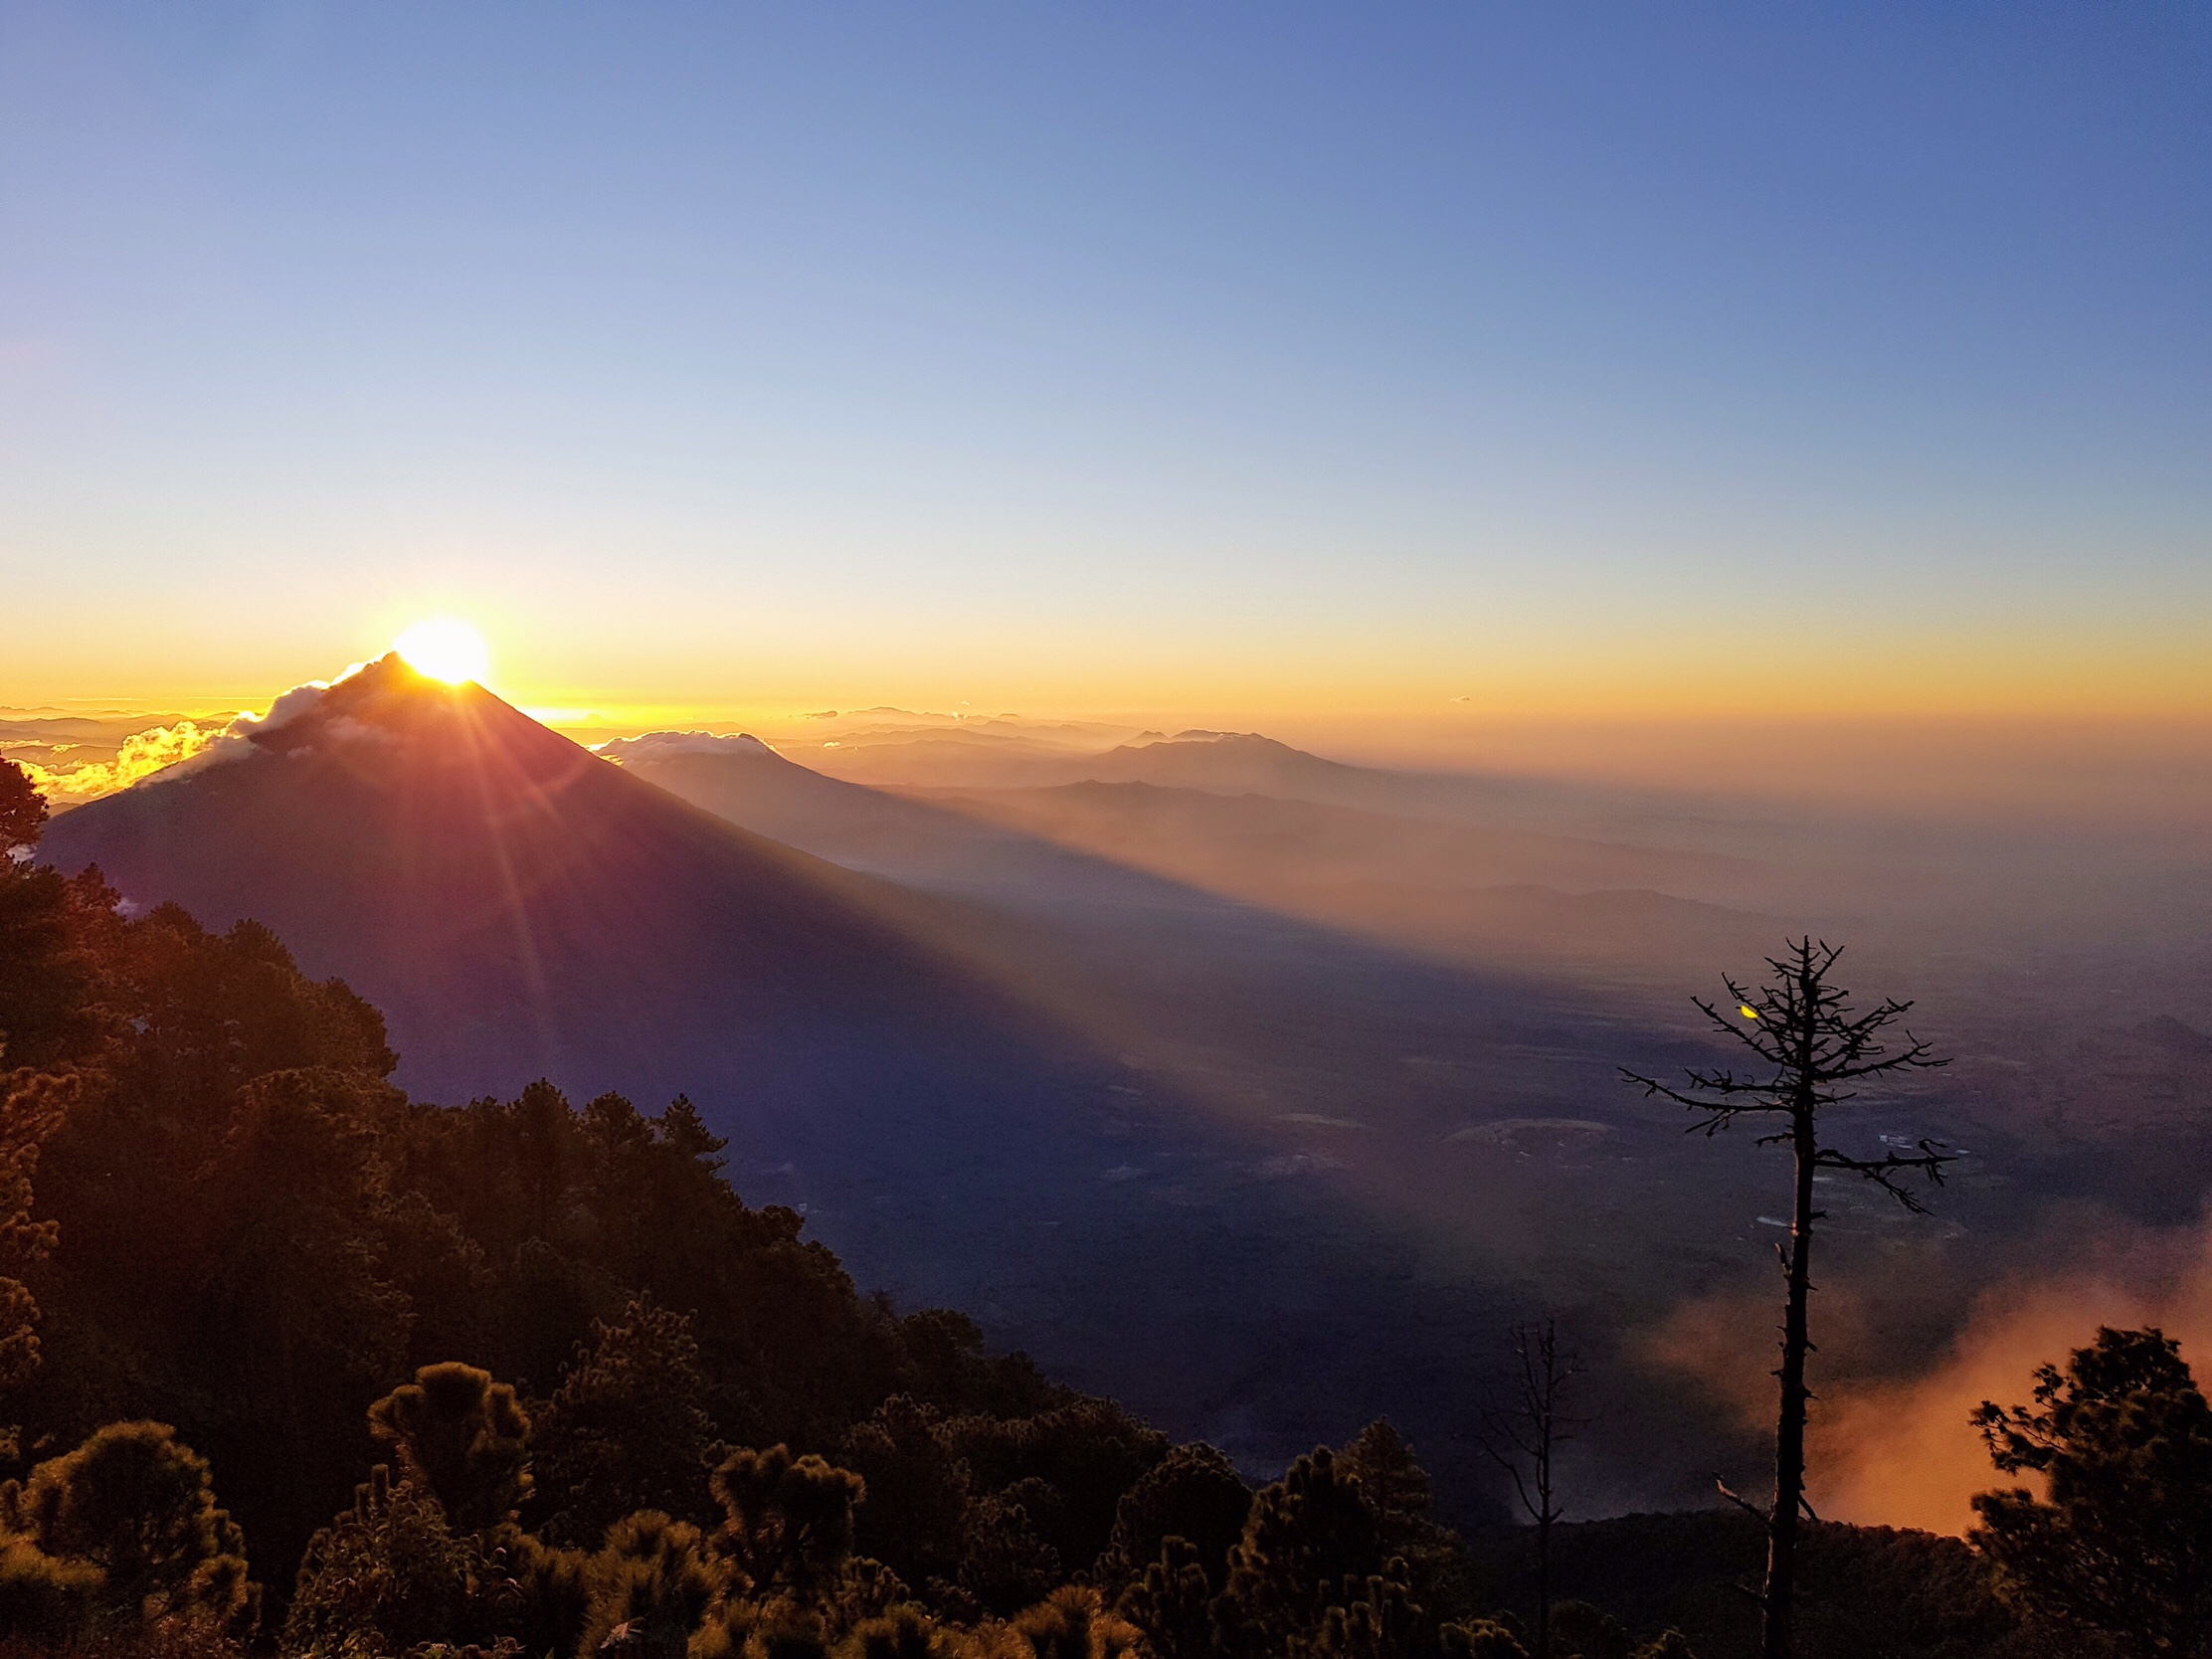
<box><xmin>40</xmin><ymin>660</ymin><xmax>1152</xmax><ymax>1277</ymax></box>
<box><xmin>39</xmin><ymin>658</ymin><xmax>1531</xmax><ymax>1482</ymax></box>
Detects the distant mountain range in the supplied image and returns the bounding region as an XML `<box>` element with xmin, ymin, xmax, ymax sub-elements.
<box><xmin>607</xmin><ymin>729</ymin><xmax>1783</xmax><ymax>976</ymax></box>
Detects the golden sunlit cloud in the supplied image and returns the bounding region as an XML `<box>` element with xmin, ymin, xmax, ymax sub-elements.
<box><xmin>17</xmin><ymin>720</ymin><xmax>233</xmax><ymax>805</ymax></box>
<box><xmin>394</xmin><ymin>619</ymin><xmax>491</xmax><ymax>685</ymax></box>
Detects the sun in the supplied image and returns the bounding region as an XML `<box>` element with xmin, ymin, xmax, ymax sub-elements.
<box><xmin>394</xmin><ymin>619</ymin><xmax>491</xmax><ymax>685</ymax></box>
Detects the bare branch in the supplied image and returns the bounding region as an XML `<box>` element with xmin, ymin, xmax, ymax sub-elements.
<box><xmin>1716</xmin><ymin>1477</ymin><xmax>1768</xmax><ymax>1525</ymax></box>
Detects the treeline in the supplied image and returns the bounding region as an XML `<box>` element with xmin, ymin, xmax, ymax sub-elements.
<box><xmin>2</xmin><ymin>762</ymin><xmax>2209</xmax><ymax>1659</ymax></box>
<box><xmin>0</xmin><ymin>769</ymin><xmax>1539</xmax><ymax>1657</ymax></box>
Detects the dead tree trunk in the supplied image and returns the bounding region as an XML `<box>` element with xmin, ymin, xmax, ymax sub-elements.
<box><xmin>1482</xmin><ymin>1317</ymin><xmax>1583</xmax><ymax>1659</ymax></box>
<box><xmin>1624</xmin><ymin>938</ymin><xmax>1953</xmax><ymax>1659</ymax></box>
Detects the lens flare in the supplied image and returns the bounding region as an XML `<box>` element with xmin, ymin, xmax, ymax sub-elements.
<box><xmin>394</xmin><ymin>619</ymin><xmax>490</xmax><ymax>685</ymax></box>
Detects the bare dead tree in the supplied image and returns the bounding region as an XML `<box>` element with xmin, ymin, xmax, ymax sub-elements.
<box><xmin>1480</xmin><ymin>1317</ymin><xmax>1584</xmax><ymax>1659</ymax></box>
<box><xmin>1622</xmin><ymin>937</ymin><xmax>1951</xmax><ymax>1659</ymax></box>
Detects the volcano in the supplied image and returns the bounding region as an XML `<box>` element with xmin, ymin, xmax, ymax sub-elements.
<box><xmin>30</xmin><ymin>662</ymin><xmax>1602</xmax><ymax>1478</ymax></box>
<box><xmin>38</xmin><ymin>656</ymin><xmax>1147</xmax><ymax>1307</ymax></box>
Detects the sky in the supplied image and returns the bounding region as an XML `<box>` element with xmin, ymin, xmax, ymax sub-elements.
<box><xmin>3</xmin><ymin>2</ymin><xmax>2209</xmax><ymax>727</ymax></box>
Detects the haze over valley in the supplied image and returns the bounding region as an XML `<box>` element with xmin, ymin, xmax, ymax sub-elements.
<box><xmin>6</xmin><ymin>7</ymin><xmax>2209</xmax><ymax>1655</ymax></box>
<box><xmin>22</xmin><ymin>666</ymin><xmax>2209</xmax><ymax>1540</ymax></box>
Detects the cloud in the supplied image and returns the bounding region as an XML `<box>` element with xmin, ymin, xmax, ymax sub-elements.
<box><xmin>153</xmin><ymin>673</ymin><xmax>351</xmax><ymax>783</ymax></box>
<box><xmin>1808</xmin><ymin>1227</ymin><xmax>2212</xmax><ymax>1535</ymax></box>
<box><xmin>596</xmin><ymin>731</ymin><xmax>777</xmax><ymax>763</ymax></box>
<box><xmin>1642</xmin><ymin>1216</ymin><xmax>2212</xmax><ymax>1536</ymax></box>
<box><xmin>22</xmin><ymin>665</ymin><xmax>382</xmax><ymax>806</ymax></box>
<box><xmin>18</xmin><ymin>720</ymin><xmax>232</xmax><ymax>805</ymax></box>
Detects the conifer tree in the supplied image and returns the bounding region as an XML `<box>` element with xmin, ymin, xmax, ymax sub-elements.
<box><xmin>959</xmin><ymin>1487</ymin><xmax>1061</xmax><ymax>1617</ymax></box>
<box><xmin>710</xmin><ymin>1444</ymin><xmax>866</xmax><ymax>1600</ymax></box>
<box><xmin>1103</xmin><ymin>1442</ymin><xmax>1250</xmax><ymax>1593</ymax></box>
<box><xmin>1009</xmin><ymin>1583</ymin><xmax>1144</xmax><ymax>1659</ymax></box>
<box><xmin>1120</xmin><ymin>1536</ymin><xmax>1217</xmax><ymax>1659</ymax></box>
<box><xmin>0</xmin><ymin>1069</ymin><xmax>65</xmax><ymax>1401</ymax></box>
<box><xmin>1971</xmin><ymin>1325</ymin><xmax>2212</xmax><ymax>1658</ymax></box>
<box><xmin>0</xmin><ymin>762</ymin><xmax>45</xmax><ymax>859</ymax></box>
<box><xmin>1</xmin><ymin>1419</ymin><xmax>255</xmax><ymax>1635</ymax></box>
<box><xmin>582</xmin><ymin>1510</ymin><xmax>724</xmax><ymax>1657</ymax></box>
<box><xmin>534</xmin><ymin>1295</ymin><xmax>719</xmax><ymax>1545</ymax></box>
<box><xmin>368</xmin><ymin>1363</ymin><xmax>535</xmax><ymax>1533</ymax></box>
<box><xmin>839</xmin><ymin>1396</ymin><xmax>970</xmax><ymax>1593</ymax></box>
<box><xmin>1218</xmin><ymin>1447</ymin><xmax>1382</xmax><ymax>1658</ymax></box>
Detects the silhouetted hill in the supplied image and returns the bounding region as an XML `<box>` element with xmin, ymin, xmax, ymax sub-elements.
<box><xmin>1081</xmin><ymin>732</ymin><xmax>1376</xmax><ymax>795</ymax></box>
<box><xmin>599</xmin><ymin>731</ymin><xmax>1048</xmax><ymax>889</ymax></box>
<box><xmin>39</xmin><ymin>659</ymin><xmax>1156</xmax><ymax>1309</ymax></box>
<box><xmin>807</xmin><ymin>726</ymin><xmax>1406</xmax><ymax>801</ymax></box>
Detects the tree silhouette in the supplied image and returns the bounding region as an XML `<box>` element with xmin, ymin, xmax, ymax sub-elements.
<box><xmin>1479</xmin><ymin>1321</ymin><xmax>1583</xmax><ymax>1659</ymax></box>
<box><xmin>1120</xmin><ymin>1535</ymin><xmax>1218</xmax><ymax>1659</ymax></box>
<box><xmin>534</xmin><ymin>1295</ymin><xmax>719</xmax><ymax>1546</ymax></box>
<box><xmin>838</xmin><ymin>1395</ymin><xmax>970</xmax><ymax>1594</ymax></box>
<box><xmin>0</xmin><ymin>761</ymin><xmax>45</xmax><ymax>858</ymax></box>
<box><xmin>1623</xmin><ymin>938</ymin><xmax>1951</xmax><ymax>1659</ymax></box>
<box><xmin>1008</xmin><ymin>1583</ymin><xmax>1144</xmax><ymax>1659</ymax></box>
<box><xmin>1218</xmin><ymin>1447</ymin><xmax>1382</xmax><ymax>1658</ymax></box>
<box><xmin>0</xmin><ymin>1532</ymin><xmax>104</xmax><ymax>1642</ymax></box>
<box><xmin>962</xmin><ymin>1484</ymin><xmax>1064</xmax><ymax>1617</ymax></box>
<box><xmin>1</xmin><ymin>1419</ymin><xmax>254</xmax><ymax>1634</ymax></box>
<box><xmin>283</xmin><ymin>1463</ymin><xmax>484</xmax><ymax>1654</ymax></box>
<box><xmin>944</xmin><ymin>1396</ymin><xmax>1166</xmax><ymax>1579</ymax></box>
<box><xmin>1971</xmin><ymin>1325</ymin><xmax>2212</xmax><ymax>1658</ymax></box>
<box><xmin>1103</xmin><ymin>1442</ymin><xmax>1250</xmax><ymax>1594</ymax></box>
<box><xmin>709</xmin><ymin>1444</ymin><xmax>866</xmax><ymax>1600</ymax></box>
<box><xmin>581</xmin><ymin>1509</ymin><xmax>723</xmax><ymax>1657</ymax></box>
<box><xmin>843</xmin><ymin>1602</ymin><xmax>967</xmax><ymax>1659</ymax></box>
<box><xmin>368</xmin><ymin>1363</ymin><xmax>534</xmax><ymax>1533</ymax></box>
<box><xmin>0</xmin><ymin>1069</ymin><xmax>66</xmax><ymax>1402</ymax></box>
<box><xmin>1443</xmin><ymin>1620</ymin><xmax>1529</xmax><ymax>1659</ymax></box>
<box><xmin>1308</xmin><ymin>1560</ymin><xmax>1432</xmax><ymax>1659</ymax></box>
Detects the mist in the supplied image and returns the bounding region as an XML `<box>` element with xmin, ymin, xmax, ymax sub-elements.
<box><xmin>29</xmin><ymin>696</ymin><xmax>2212</xmax><ymax>1523</ymax></box>
<box><xmin>575</xmin><ymin>704</ymin><xmax>2212</xmax><ymax>1523</ymax></box>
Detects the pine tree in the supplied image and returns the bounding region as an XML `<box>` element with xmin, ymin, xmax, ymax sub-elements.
<box><xmin>1102</xmin><ymin>1442</ymin><xmax>1250</xmax><ymax>1593</ymax></box>
<box><xmin>1</xmin><ymin>1419</ymin><xmax>255</xmax><ymax>1635</ymax></box>
<box><xmin>710</xmin><ymin>1444</ymin><xmax>866</xmax><ymax>1600</ymax></box>
<box><xmin>368</xmin><ymin>1363</ymin><xmax>534</xmax><ymax>1533</ymax></box>
<box><xmin>1971</xmin><ymin>1326</ymin><xmax>2212</xmax><ymax>1658</ymax></box>
<box><xmin>0</xmin><ymin>762</ymin><xmax>45</xmax><ymax>860</ymax></box>
<box><xmin>1218</xmin><ymin>1448</ymin><xmax>1382</xmax><ymax>1658</ymax></box>
<box><xmin>534</xmin><ymin>1295</ymin><xmax>719</xmax><ymax>1546</ymax></box>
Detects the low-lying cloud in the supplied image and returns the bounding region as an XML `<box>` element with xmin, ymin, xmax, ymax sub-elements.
<box><xmin>19</xmin><ymin>668</ymin><xmax>371</xmax><ymax>807</ymax></box>
<box><xmin>18</xmin><ymin>719</ymin><xmax>232</xmax><ymax>805</ymax></box>
<box><xmin>1645</xmin><ymin>1215</ymin><xmax>2212</xmax><ymax>1535</ymax></box>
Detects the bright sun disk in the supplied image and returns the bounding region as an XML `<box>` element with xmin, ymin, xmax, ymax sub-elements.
<box><xmin>394</xmin><ymin>619</ymin><xmax>490</xmax><ymax>685</ymax></box>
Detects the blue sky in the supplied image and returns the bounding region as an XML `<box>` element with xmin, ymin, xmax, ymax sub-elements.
<box><xmin>3</xmin><ymin>2</ymin><xmax>2207</xmax><ymax>715</ymax></box>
